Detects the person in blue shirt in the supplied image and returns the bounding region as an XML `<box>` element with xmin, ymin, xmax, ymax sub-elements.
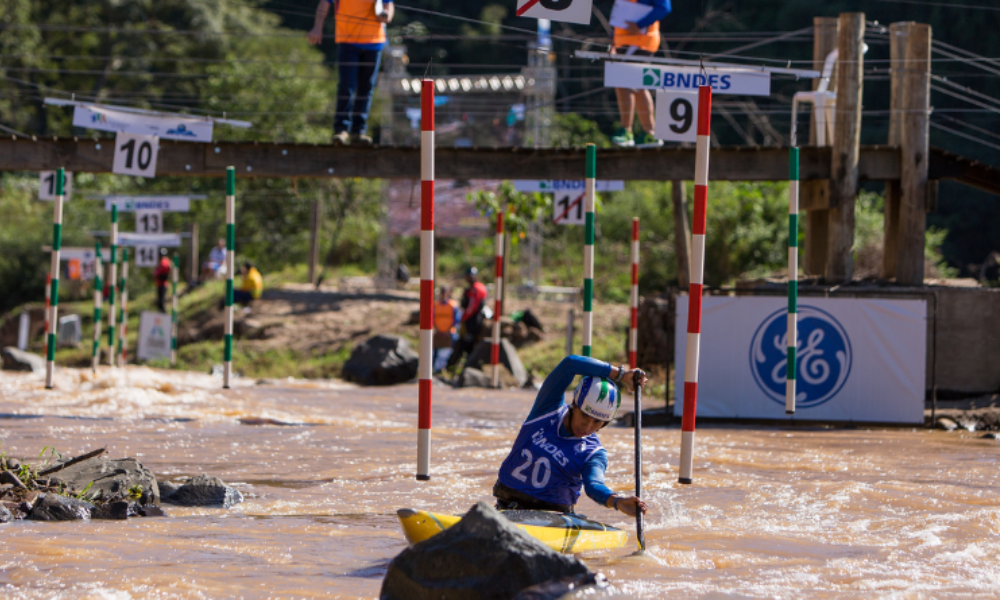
<box><xmin>308</xmin><ymin>0</ymin><xmax>394</xmax><ymax>146</ymax></box>
<box><xmin>494</xmin><ymin>355</ymin><xmax>649</xmax><ymax>517</ymax></box>
<box><xmin>610</xmin><ymin>0</ymin><xmax>671</xmax><ymax>148</ymax></box>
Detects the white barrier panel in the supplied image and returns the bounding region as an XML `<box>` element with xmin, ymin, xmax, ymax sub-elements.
<box><xmin>137</xmin><ymin>311</ymin><xmax>172</xmax><ymax>361</ymax></box>
<box><xmin>674</xmin><ymin>296</ymin><xmax>927</xmax><ymax>424</ymax></box>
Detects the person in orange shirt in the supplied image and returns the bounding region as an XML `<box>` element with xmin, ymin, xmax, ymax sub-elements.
<box><xmin>610</xmin><ymin>0</ymin><xmax>671</xmax><ymax>148</ymax></box>
<box><xmin>308</xmin><ymin>0</ymin><xmax>394</xmax><ymax>146</ymax></box>
<box><xmin>432</xmin><ymin>286</ymin><xmax>459</xmax><ymax>373</ymax></box>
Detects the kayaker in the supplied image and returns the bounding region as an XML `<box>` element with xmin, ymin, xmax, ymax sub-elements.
<box><xmin>494</xmin><ymin>355</ymin><xmax>649</xmax><ymax>517</ymax></box>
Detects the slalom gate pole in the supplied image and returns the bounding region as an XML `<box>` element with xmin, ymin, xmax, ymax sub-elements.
<box><xmin>582</xmin><ymin>143</ymin><xmax>596</xmax><ymax>357</ymax></box>
<box><xmin>224</xmin><ymin>166</ymin><xmax>235</xmax><ymax>389</ymax></box>
<box><xmin>491</xmin><ymin>209</ymin><xmax>504</xmax><ymax>389</ymax></box>
<box><xmin>417</xmin><ymin>79</ymin><xmax>435</xmax><ymax>481</ymax></box>
<box><xmin>787</xmin><ymin>147</ymin><xmax>800</xmax><ymax>415</ymax></box>
<box><xmin>43</xmin><ymin>273</ymin><xmax>50</xmax><ymax>359</ymax></box>
<box><xmin>679</xmin><ymin>85</ymin><xmax>712</xmax><ymax>485</ymax></box>
<box><xmin>117</xmin><ymin>249</ymin><xmax>129</xmax><ymax>367</ymax></box>
<box><xmin>633</xmin><ymin>369</ymin><xmax>646</xmax><ymax>552</ymax></box>
<box><xmin>107</xmin><ymin>205</ymin><xmax>118</xmax><ymax>367</ymax></box>
<box><xmin>91</xmin><ymin>242</ymin><xmax>103</xmax><ymax>373</ymax></box>
<box><xmin>44</xmin><ymin>168</ymin><xmax>64</xmax><ymax>389</ymax></box>
<box><xmin>171</xmin><ymin>254</ymin><xmax>179</xmax><ymax>366</ymax></box>
<box><xmin>629</xmin><ymin>218</ymin><xmax>640</xmax><ymax>369</ymax></box>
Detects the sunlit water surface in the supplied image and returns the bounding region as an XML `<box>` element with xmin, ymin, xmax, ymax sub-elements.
<box><xmin>0</xmin><ymin>367</ymin><xmax>997</xmax><ymax>599</ymax></box>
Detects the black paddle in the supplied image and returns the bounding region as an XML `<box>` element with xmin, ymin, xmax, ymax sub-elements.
<box><xmin>633</xmin><ymin>369</ymin><xmax>646</xmax><ymax>553</ymax></box>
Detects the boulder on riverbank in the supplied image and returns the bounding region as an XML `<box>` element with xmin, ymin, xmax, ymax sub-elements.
<box><xmin>464</xmin><ymin>339</ymin><xmax>530</xmax><ymax>388</ymax></box>
<box><xmin>380</xmin><ymin>502</ymin><xmax>593</xmax><ymax>600</ymax></box>
<box><xmin>49</xmin><ymin>455</ymin><xmax>160</xmax><ymax>506</ymax></box>
<box><xmin>342</xmin><ymin>335</ymin><xmax>419</xmax><ymax>386</ymax></box>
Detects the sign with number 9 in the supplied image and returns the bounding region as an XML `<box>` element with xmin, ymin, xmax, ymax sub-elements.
<box><xmin>654</xmin><ymin>90</ymin><xmax>699</xmax><ymax>143</ymax></box>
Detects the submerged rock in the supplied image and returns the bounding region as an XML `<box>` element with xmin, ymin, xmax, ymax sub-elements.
<box><xmin>380</xmin><ymin>501</ymin><xmax>592</xmax><ymax>600</ymax></box>
<box><xmin>167</xmin><ymin>475</ymin><xmax>243</xmax><ymax>508</ymax></box>
<box><xmin>28</xmin><ymin>494</ymin><xmax>94</xmax><ymax>521</ymax></box>
<box><xmin>1</xmin><ymin>347</ymin><xmax>45</xmax><ymax>373</ymax></box>
<box><xmin>342</xmin><ymin>335</ymin><xmax>419</xmax><ymax>386</ymax></box>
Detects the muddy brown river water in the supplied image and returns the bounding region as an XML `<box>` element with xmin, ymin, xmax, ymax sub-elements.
<box><xmin>0</xmin><ymin>367</ymin><xmax>997</xmax><ymax>599</ymax></box>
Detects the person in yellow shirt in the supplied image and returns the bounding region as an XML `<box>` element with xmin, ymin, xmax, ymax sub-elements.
<box><xmin>610</xmin><ymin>0</ymin><xmax>671</xmax><ymax>148</ymax></box>
<box><xmin>233</xmin><ymin>261</ymin><xmax>263</xmax><ymax>307</ymax></box>
<box><xmin>308</xmin><ymin>0</ymin><xmax>394</xmax><ymax>146</ymax></box>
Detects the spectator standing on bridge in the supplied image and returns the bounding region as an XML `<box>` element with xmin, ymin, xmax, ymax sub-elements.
<box><xmin>610</xmin><ymin>0</ymin><xmax>671</xmax><ymax>148</ymax></box>
<box><xmin>154</xmin><ymin>249</ymin><xmax>172</xmax><ymax>313</ymax></box>
<box><xmin>308</xmin><ymin>0</ymin><xmax>394</xmax><ymax>146</ymax></box>
<box><xmin>447</xmin><ymin>267</ymin><xmax>489</xmax><ymax>371</ymax></box>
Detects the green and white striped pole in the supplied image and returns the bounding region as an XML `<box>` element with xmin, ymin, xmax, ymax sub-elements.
<box><xmin>107</xmin><ymin>205</ymin><xmax>118</xmax><ymax>367</ymax></box>
<box><xmin>223</xmin><ymin>166</ymin><xmax>235</xmax><ymax>388</ymax></box>
<box><xmin>91</xmin><ymin>241</ymin><xmax>103</xmax><ymax>373</ymax></box>
<box><xmin>786</xmin><ymin>147</ymin><xmax>800</xmax><ymax>415</ymax></box>
<box><xmin>117</xmin><ymin>249</ymin><xmax>129</xmax><ymax>367</ymax></box>
<box><xmin>171</xmin><ymin>254</ymin><xmax>179</xmax><ymax>366</ymax></box>
<box><xmin>44</xmin><ymin>168</ymin><xmax>65</xmax><ymax>389</ymax></box>
<box><xmin>582</xmin><ymin>143</ymin><xmax>596</xmax><ymax>357</ymax></box>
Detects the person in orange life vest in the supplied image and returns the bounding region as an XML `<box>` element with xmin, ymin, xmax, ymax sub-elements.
<box><xmin>446</xmin><ymin>267</ymin><xmax>489</xmax><ymax>370</ymax></box>
<box><xmin>308</xmin><ymin>0</ymin><xmax>394</xmax><ymax>146</ymax></box>
<box><xmin>153</xmin><ymin>249</ymin><xmax>172</xmax><ymax>313</ymax></box>
<box><xmin>432</xmin><ymin>286</ymin><xmax>459</xmax><ymax>373</ymax></box>
<box><xmin>610</xmin><ymin>0</ymin><xmax>671</xmax><ymax>148</ymax></box>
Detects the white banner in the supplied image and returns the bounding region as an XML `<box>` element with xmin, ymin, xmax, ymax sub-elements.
<box><xmin>54</xmin><ymin>247</ymin><xmax>111</xmax><ymax>262</ymax></box>
<box><xmin>104</xmin><ymin>196</ymin><xmax>191</xmax><ymax>212</ymax></box>
<box><xmin>515</xmin><ymin>0</ymin><xmax>592</xmax><ymax>25</ymax></box>
<box><xmin>605</xmin><ymin>62</ymin><xmax>771</xmax><ymax>96</ymax></box>
<box><xmin>118</xmin><ymin>233</ymin><xmax>182</xmax><ymax>248</ymax></box>
<box><xmin>73</xmin><ymin>105</ymin><xmax>214</xmax><ymax>142</ymax></box>
<box><xmin>514</xmin><ymin>180</ymin><xmax>625</xmax><ymax>192</ymax></box>
<box><xmin>137</xmin><ymin>311</ymin><xmax>172</xmax><ymax>361</ymax></box>
<box><xmin>674</xmin><ymin>296</ymin><xmax>927</xmax><ymax>424</ymax></box>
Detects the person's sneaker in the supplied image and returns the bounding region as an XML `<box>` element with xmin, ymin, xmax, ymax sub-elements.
<box><xmin>351</xmin><ymin>133</ymin><xmax>373</xmax><ymax>146</ymax></box>
<box><xmin>332</xmin><ymin>131</ymin><xmax>351</xmax><ymax>146</ymax></box>
<box><xmin>611</xmin><ymin>127</ymin><xmax>635</xmax><ymax>147</ymax></box>
<box><xmin>636</xmin><ymin>132</ymin><xmax>664</xmax><ymax>148</ymax></box>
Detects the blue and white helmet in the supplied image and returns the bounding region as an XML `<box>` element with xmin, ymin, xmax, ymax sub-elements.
<box><xmin>573</xmin><ymin>376</ymin><xmax>621</xmax><ymax>422</ymax></box>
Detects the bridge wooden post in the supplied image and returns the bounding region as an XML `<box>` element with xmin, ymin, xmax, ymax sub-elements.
<box><xmin>825</xmin><ymin>13</ymin><xmax>865</xmax><ymax>283</ymax></box>
<box><xmin>803</xmin><ymin>17</ymin><xmax>838</xmax><ymax>278</ymax></box>
<box><xmin>895</xmin><ymin>22</ymin><xmax>932</xmax><ymax>285</ymax></box>
<box><xmin>671</xmin><ymin>180</ymin><xmax>691</xmax><ymax>288</ymax></box>
<box><xmin>882</xmin><ymin>22</ymin><xmax>913</xmax><ymax>280</ymax></box>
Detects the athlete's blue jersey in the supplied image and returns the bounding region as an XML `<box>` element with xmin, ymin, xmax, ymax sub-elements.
<box><xmin>497</xmin><ymin>404</ymin><xmax>605</xmax><ymax>506</ymax></box>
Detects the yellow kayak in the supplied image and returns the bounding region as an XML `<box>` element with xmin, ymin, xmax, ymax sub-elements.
<box><xmin>396</xmin><ymin>508</ymin><xmax>628</xmax><ymax>554</ymax></box>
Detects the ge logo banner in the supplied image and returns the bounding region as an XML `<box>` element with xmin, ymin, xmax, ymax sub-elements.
<box><xmin>515</xmin><ymin>0</ymin><xmax>592</xmax><ymax>25</ymax></box>
<box><xmin>750</xmin><ymin>306</ymin><xmax>853</xmax><ymax>408</ymax></box>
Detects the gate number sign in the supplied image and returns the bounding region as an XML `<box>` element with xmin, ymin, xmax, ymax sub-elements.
<box><xmin>654</xmin><ymin>90</ymin><xmax>699</xmax><ymax>143</ymax></box>
<box><xmin>515</xmin><ymin>0</ymin><xmax>592</xmax><ymax>25</ymax></box>
<box><xmin>38</xmin><ymin>171</ymin><xmax>73</xmax><ymax>201</ymax></box>
<box><xmin>135</xmin><ymin>245</ymin><xmax>159</xmax><ymax>268</ymax></box>
<box><xmin>113</xmin><ymin>132</ymin><xmax>159</xmax><ymax>178</ymax></box>
<box><xmin>553</xmin><ymin>191</ymin><xmax>585</xmax><ymax>225</ymax></box>
<box><xmin>136</xmin><ymin>209</ymin><xmax>163</xmax><ymax>234</ymax></box>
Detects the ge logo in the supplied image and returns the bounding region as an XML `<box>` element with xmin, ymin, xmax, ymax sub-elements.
<box><xmin>642</xmin><ymin>68</ymin><xmax>661</xmax><ymax>86</ymax></box>
<box><xmin>749</xmin><ymin>306</ymin><xmax>852</xmax><ymax>408</ymax></box>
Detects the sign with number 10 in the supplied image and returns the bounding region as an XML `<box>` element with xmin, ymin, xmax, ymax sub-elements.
<box><xmin>515</xmin><ymin>0</ymin><xmax>592</xmax><ymax>25</ymax></box>
<box><xmin>113</xmin><ymin>132</ymin><xmax>159</xmax><ymax>178</ymax></box>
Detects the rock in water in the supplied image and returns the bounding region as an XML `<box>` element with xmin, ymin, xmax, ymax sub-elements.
<box><xmin>1</xmin><ymin>347</ymin><xmax>45</xmax><ymax>373</ymax></box>
<box><xmin>52</xmin><ymin>456</ymin><xmax>159</xmax><ymax>505</ymax></box>
<box><xmin>91</xmin><ymin>501</ymin><xmax>133</xmax><ymax>520</ymax></box>
<box><xmin>380</xmin><ymin>502</ymin><xmax>592</xmax><ymax>600</ymax></box>
<box><xmin>168</xmin><ymin>475</ymin><xmax>243</xmax><ymax>508</ymax></box>
<box><xmin>457</xmin><ymin>367</ymin><xmax>492</xmax><ymax>389</ymax></box>
<box><xmin>0</xmin><ymin>504</ymin><xmax>12</xmax><ymax>524</ymax></box>
<box><xmin>513</xmin><ymin>574</ymin><xmax>610</xmax><ymax>600</ymax></box>
<box><xmin>342</xmin><ymin>335</ymin><xmax>419</xmax><ymax>386</ymax></box>
<box><xmin>28</xmin><ymin>494</ymin><xmax>94</xmax><ymax>521</ymax></box>
<box><xmin>936</xmin><ymin>417</ymin><xmax>959</xmax><ymax>431</ymax></box>
<box><xmin>465</xmin><ymin>339</ymin><xmax>529</xmax><ymax>388</ymax></box>
<box><xmin>0</xmin><ymin>470</ymin><xmax>27</xmax><ymax>489</ymax></box>
<box><xmin>158</xmin><ymin>480</ymin><xmax>181</xmax><ymax>502</ymax></box>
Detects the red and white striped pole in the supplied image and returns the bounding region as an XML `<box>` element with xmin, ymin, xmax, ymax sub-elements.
<box><xmin>679</xmin><ymin>85</ymin><xmax>712</xmax><ymax>485</ymax></box>
<box><xmin>629</xmin><ymin>218</ymin><xmax>639</xmax><ymax>370</ymax></box>
<box><xmin>416</xmin><ymin>79</ymin><xmax>435</xmax><ymax>482</ymax></box>
<box><xmin>491</xmin><ymin>209</ymin><xmax>505</xmax><ymax>389</ymax></box>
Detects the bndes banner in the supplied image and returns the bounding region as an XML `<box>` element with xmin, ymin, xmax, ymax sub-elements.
<box><xmin>605</xmin><ymin>62</ymin><xmax>771</xmax><ymax>96</ymax></box>
<box><xmin>73</xmin><ymin>105</ymin><xmax>213</xmax><ymax>143</ymax></box>
<box><xmin>674</xmin><ymin>296</ymin><xmax>927</xmax><ymax>424</ymax></box>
